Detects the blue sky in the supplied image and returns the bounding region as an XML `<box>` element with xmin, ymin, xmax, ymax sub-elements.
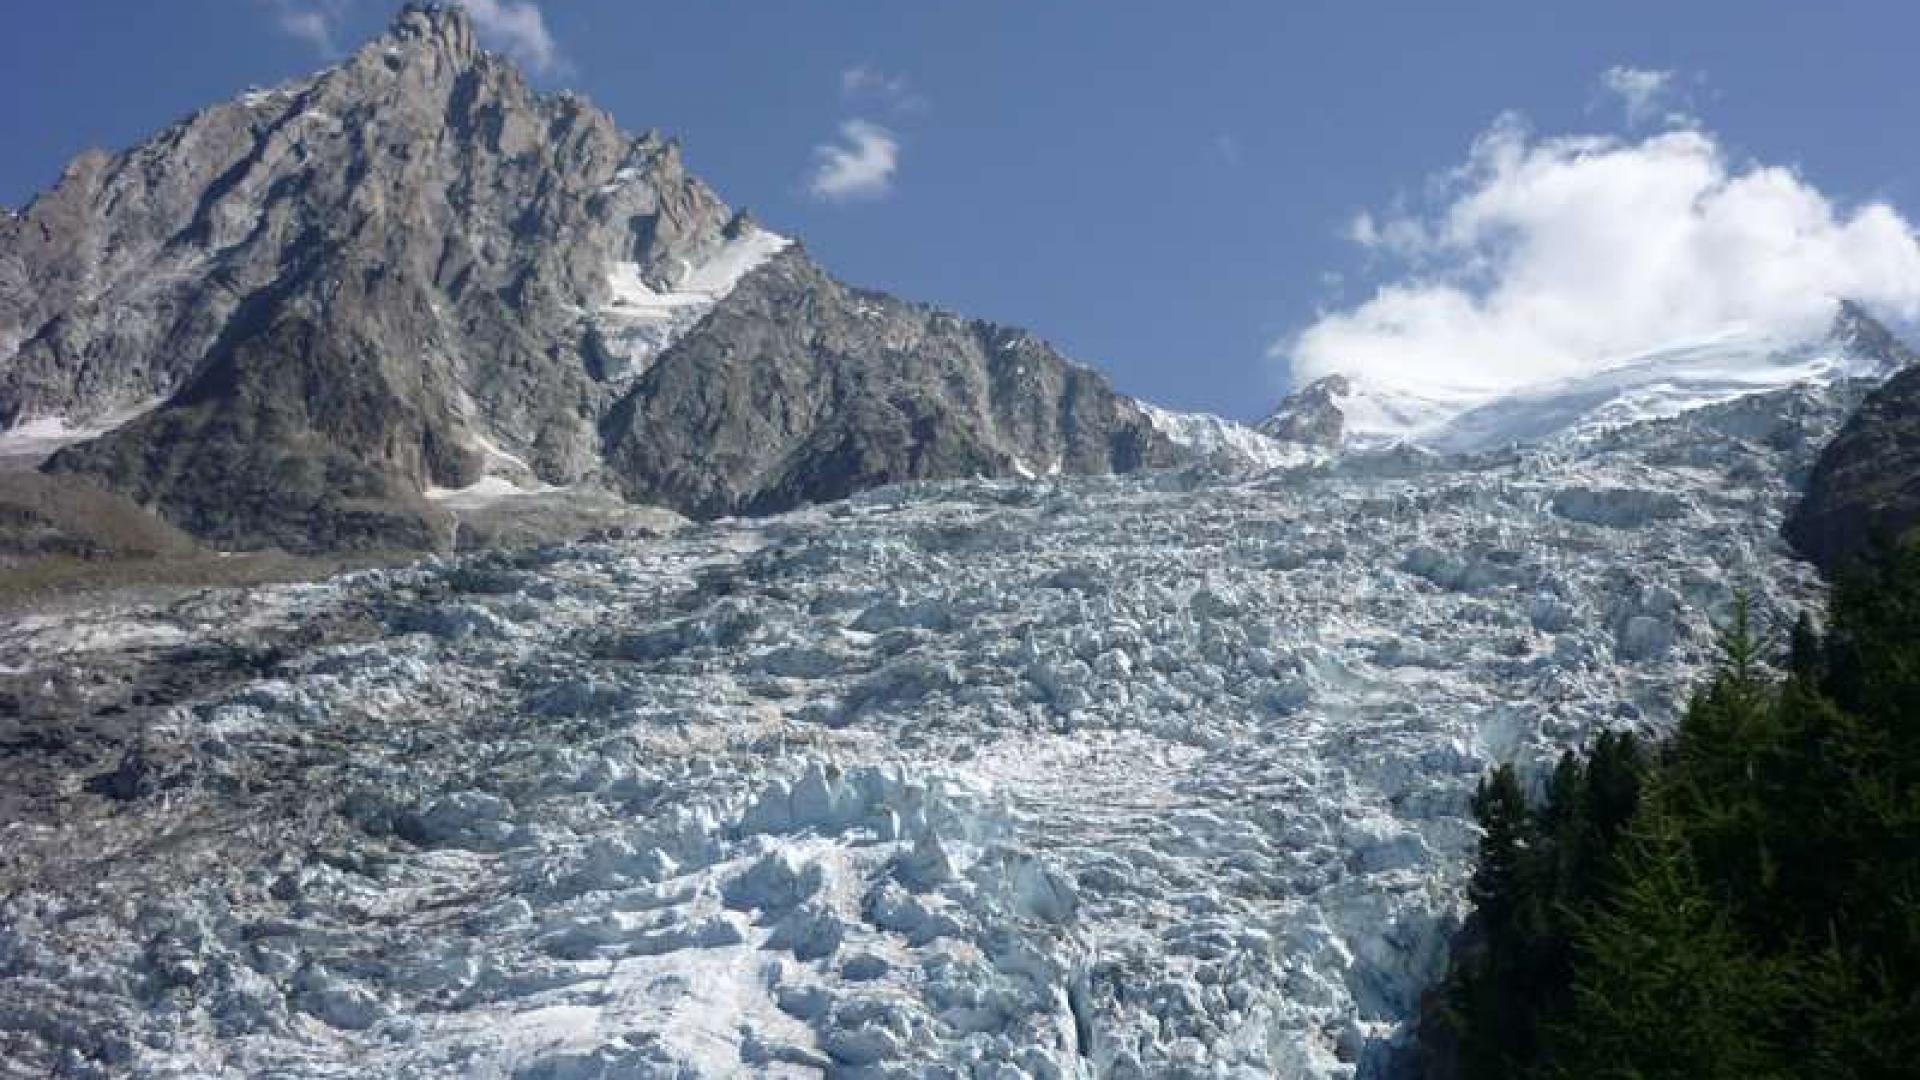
<box><xmin>7</xmin><ymin>2</ymin><xmax>1920</xmax><ymax>418</ymax></box>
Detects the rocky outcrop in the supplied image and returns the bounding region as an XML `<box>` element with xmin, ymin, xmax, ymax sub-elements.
<box><xmin>1786</xmin><ymin>363</ymin><xmax>1920</xmax><ymax>573</ymax></box>
<box><xmin>47</xmin><ymin>315</ymin><xmax>462</xmax><ymax>551</ymax></box>
<box><xmin>3</xmin><ymin>4</ymin><xmax>1171</xmax><ymax>551</ymax></box>
<box><xmin>603</xmin><ymin>250</ymin><xmax>1174</xmax><ymax>517</ymax></box>
<box><xmin>1259</xmin><ymin>375</ymin><xmax>1350</xmax><ymax>447</ymax></box>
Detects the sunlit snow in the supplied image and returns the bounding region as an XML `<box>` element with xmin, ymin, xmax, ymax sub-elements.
<box><xmin>1141</xmin><ymin>403</ymin><xmax>1319</xmax><ymax>470</ymax></box>
<box><xmin>0</xmin><ymin>377</ymin><xmax>1858</xmax><ymax>1078</ymax></box>
<box><xmin>1326</xmin><ymin>319</ymin><xmax>1903</xmax><ymax>452</ymax></box>
<box><xmin>0</xmin><ymin>398</ymin><xmax>165</xmax><ymax>464</ymax></box>
<box><xmin>592</xmin><ymin>227</ymin><xmax>792</xmax><ymax>383</ymax></box>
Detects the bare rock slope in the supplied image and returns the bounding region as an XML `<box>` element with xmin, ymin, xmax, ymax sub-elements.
<box><xmin>1786</xmin><ymin>360</ymin><xmax>1920</xmax><ymax>573</ymax></box>
<box><xmin>1</xmin><ymin>4</ymin><xmax>1170</xmax><ymax>551</ymax></box>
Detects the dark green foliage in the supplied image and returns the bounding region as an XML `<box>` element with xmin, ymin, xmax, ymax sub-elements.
<box><xmin>1547</xmin><ymin>801</ymin><xmax>1794</xmax><ymax>1080</ymax></box>
<box><xmin>1435</xmin><ymin>550</ymin><xmax>1920</xmax><ymax>1078</ymax></box>
<box><xmin>1467</xmin><ymin>765</ymin><xmax>1532</xmax><ymax>944</ymax></box>
<box><xmin>1439</xmin><ymin>737</ymin><xmax>1646</xmax><ymax>1078</ymax></box>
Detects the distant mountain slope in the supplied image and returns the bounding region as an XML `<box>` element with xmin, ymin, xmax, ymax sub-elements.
<box><xmin>1263</xmin><ymin>302</ymin><xmax>1915</xmax><ymax>454</ymax></box>
<box><xmin>604</xmin><ymin>250</ymin><xmax>1176</xmax><ymax>517</ymax></box>
<box><xmin>0</xmin><ymin>4</ymin><xmax>1173</xmax><ymax>551</ymax></box>
<box><xmin>1786</xmin><ymin>361</ymin><xmax>1920</xmax><ymax>573</ymax></box>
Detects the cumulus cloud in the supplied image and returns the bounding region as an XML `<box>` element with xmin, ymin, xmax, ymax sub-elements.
<box><xmin>267</xmin><ymin>0</ymin><xmax>349</xmax><ymax>56</ymax></box>
<box><xmin>841</xmin><ymin>65</ymin><xmax>926</xmax><ymax>114</ymax></box>
<box><xmin>808</xmin><ymin>119</ymin><xmax>900</xmax><ymax>202</ymax></box>
<box><xmin>265</xmin><ymin>0</ymin><xmax>565</xmax><ymax>74</ymax></box>
<box><xmin>461</xmin><ymin>0</ymin><xmax>564</xmax><ymax>76</ymax></box>
<box><xmin>1599</xmin><ymin>65</ymin><xmax>1683</xmax><ymax>127</ymax></box>
<box><xmin>1288</xmin><ymin>113</ymin><xmax>1920</xmax><ymax>397</ymax></box>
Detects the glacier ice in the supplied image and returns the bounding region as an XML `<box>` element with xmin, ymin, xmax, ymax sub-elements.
<box><xmin>0</xmin><ymin>379</ymin><xmax>1862</xmax><ymax>1078</ymax></box>
<box><xmin>1291</xmin><ymin>312</ymin><xmax>1906</xmax><ymax>454</ymax></box>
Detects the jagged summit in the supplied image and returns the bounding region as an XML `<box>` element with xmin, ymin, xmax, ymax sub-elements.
<box><xmin>1264</xmin><ymin>301</ymin><xmax>1915</xmax><ymax>454</ymax></box>
<box><xmin>1257</xmin><ymin>374</ymin><xmax>1350</xmax><ymax>448</ymax></box>
<box><xmin>388</xmin><ymin>1</ymin><xmax>477</xmax><ymax>55</ymax></box>
<box><xmin>0</xmin><ymin>6</ymin><xmax>1171</xmax><ymax>552</ymax></box>
<box><xmin>1830</xmin><ymin>298</ymin><xmax>1919</xmax><ymax>365</ymax></box>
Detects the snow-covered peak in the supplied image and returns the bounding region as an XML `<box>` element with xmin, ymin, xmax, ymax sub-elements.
<box><xmin>1139</xmin><ymin>403</ymin><xmax>1319</xmax><ymax>470</ymax></box>
<box><xmin>1276</xmin><ymin>301</ymin><xmax>1913</xmax><ymax>454</ymax></box>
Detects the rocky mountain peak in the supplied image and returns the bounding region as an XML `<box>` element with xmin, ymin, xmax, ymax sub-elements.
<box><xmin>1831</xmin><ymin>298</ymin><xmax>1919</xmax><ymax>371</ymax></box>
<box><xmin>1786</xmin><ymin>308</ymin><xmax>1920</xmax><ymax>573</ymax></box>
<box><xmin>0</xmin><ymin>9</ymin><xmax>1171</xmax><ymax>553</ymax></box>
<box><xmin>1258</xmin><ymin>375</ymin><xmax>1351</xmax><ymax>448</ymax></box>
<box><xmin>386</xmin><ymin>2</ymin><xmax>478</xmax><ymax>64</ymax></box>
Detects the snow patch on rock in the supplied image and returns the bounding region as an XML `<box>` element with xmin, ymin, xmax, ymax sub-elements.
<box><xmin>0</xmin><ymin>398</ymin><xmax>166</xmax><ymax>464</ymax></box>
<box><xmin>590</xmin><ymin>226</ymin><xmax>792</xmax><ymax>383</ymax></box>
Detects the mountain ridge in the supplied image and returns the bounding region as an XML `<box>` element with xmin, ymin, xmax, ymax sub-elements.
<box><xmin>1261</xmin><ymin>300</ymin><xmax>1916</xmax><ymax>454</ymax></box>
<box><xmin>0</xmin><ymin>3</ymin><xmax>1176</xmax><ymax>551</ymax></box>
<box><xmin>1787</xmin><ymin>358</ymin><xmax>1920</xmax><ymax>572</ymax></box>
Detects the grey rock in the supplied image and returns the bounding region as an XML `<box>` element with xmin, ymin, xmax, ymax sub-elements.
<box><xmin>601</xmin><ymin>249</ymin><xmax>1177</xmax><ymax>518</ymax></box>
<box><xmin>1787</xmin><ymin>362</ymin><xmax>1920</xmax><ymax>573</ymax></box>
<box><xmin>1258</xmin><ymin>375</ymin><xmax>1349</xmax><ymax>447</ymax></box>
<box><xmin>2</xmin><ymin>3</ymin><xmax>1177</xmax><ymax>552</ymax></box>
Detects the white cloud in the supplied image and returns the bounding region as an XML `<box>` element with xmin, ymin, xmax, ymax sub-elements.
<box><xmin>808</xmin><ymin>119</ymin><xmax>900</xmax><ymax>202</ymax></box>
<box><xmin>1348</xmin><ymin>207</ymin><xmax>1430</xmax><ymax>259</ymax></box>
<box><xmin>461</xmin><ymin>0</ymin><xmax>564</xmax><ymax>76</ymax></box>
<box><xmin>278</xmin><ymin>9</ymin><xmax>338</xmax><ymax>53</ymax></box>
<box><xmin>264</xmin><ymin>0</ymin><xmax>565</xmax><ymax>73</ymax></box>
<box><xmin>1597</xmin><ymin>65</ymin><xmax>1700</xmax><ymax>129</ymax></box>
<box><xmin>1215</xmin><ymin>133</ymin><xmax>1242</xmax><ymax>166</ymax></box>
<box><xmin>268</xmin><ymin>0</ymin><xmax>348</xmax><ymax>56</ymax></box>
<box><xmin>841</xmin><ymin>65</ymin><xmax>926</xmax><ymax>113</ymax></box>
<box><xmin>1599</xmin><ymin>65</ymin><xmax>1673</xmax><ymax>125</ymax></box>
<box><xmin>1287</xmin><ymin>114</ymin><xmax>1920</xmax><ymax>398</ymax></box>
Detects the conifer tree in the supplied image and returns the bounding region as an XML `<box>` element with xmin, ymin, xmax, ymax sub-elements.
<box><xmin>1437</xmin><ymin>552</ymin><xmax>1920</xmax><ymax>1077</ymax></box>
<box><xmin>1467</xmin><ymin>764</ymin><xmax>1533</xmax><ymax>949</ymax></box>
<box><xmin>1549</xmin><ymin>795</ymin><xmax>1788</xmax><ymax>1080</ymax></box>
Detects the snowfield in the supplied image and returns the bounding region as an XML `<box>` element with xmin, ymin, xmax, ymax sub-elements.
<box><xmin>0</xmin><ymin>383</ymin><xmax>1855</xmax><ymax>1079</ymax></box>
<box><xmin>1309</xmin><ymin>311</ymin><xmax>1905</xmax><ymax>454</ymax></box>
<box><xmin>590</xmin><ymin>226</ymin><xmax>793</xmax><ymax>385</ymax></box>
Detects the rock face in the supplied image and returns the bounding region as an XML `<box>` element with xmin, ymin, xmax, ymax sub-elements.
<box><xmin>1</xmin><ymin>4</ymin><xmax>1171</xmax><ymax>550</ymax></box>
<box><xmin>1259</xmin><ymin>375</ymin><xmax>1350</xmax><ymax>447</ymax></box>
<box><xmin>1786</xmin><ymin>362</ymin><xmax>1920</xmax><ymax>573</ymax></box>
<box><xmin>603</xmin><ymin>251</ymin><xmax>1173</xmax><ymax>517</ymax></box>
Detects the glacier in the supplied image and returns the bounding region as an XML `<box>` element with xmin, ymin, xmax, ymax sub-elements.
<box><xmin>1293</xmin><ymin>303</ymin><xmax>1909</xmax><ymax>454</ymax></box>
<box><xmin>1139</xmin><ymin>404</ymin><xmax>1317</xmax><ymax>472</ymax></box>
<box><xmin>0</xmin><ymin>378</ymin><xmax>1863</xmax><ymax>1079</ymax></box>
